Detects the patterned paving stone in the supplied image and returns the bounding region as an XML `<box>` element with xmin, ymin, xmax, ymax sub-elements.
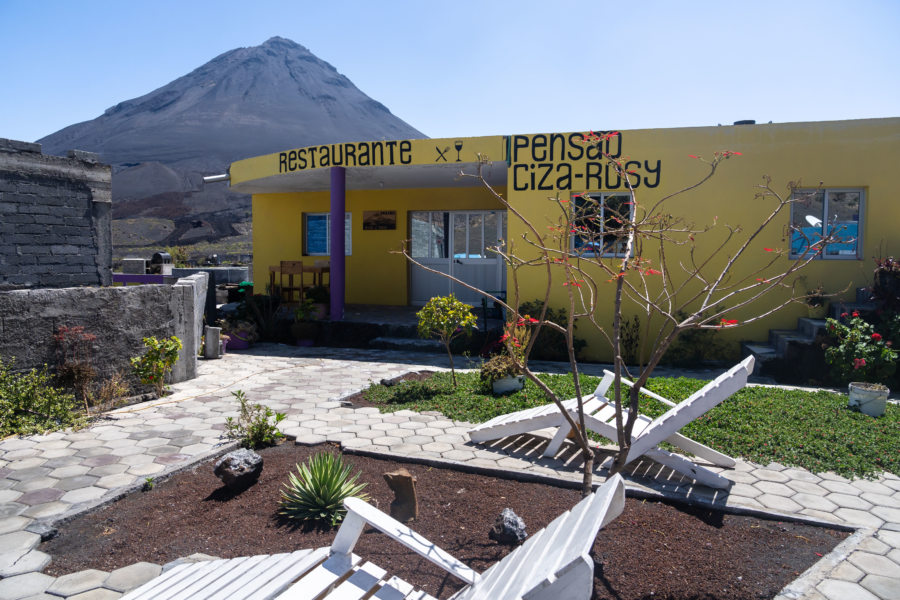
<box><xmin>860</xmin><ymin>574</ymin><xmax>900</xmax><ymax>600</ymax></box>
<box><xmin>852</xmin><ymin>480</ymin><xmax>896</xmax><ymax>496</ymax></box>
<box><xmin>848</xmin><ymin>552</ymin><xmax>900</xmax><ymax>577</ymax></box>
<box><xmin>21</xmin><ymin>501</ymin><xmax>68</xmax><ymax>519</ymax></box>
<box><xmin>55</xmin><ymin>475</ymin><xmax>101</xmax><ymax>492</ymax></box>
<box><xmin>822</xmin><ymin>479</ymin><xmax>860</xmax><ymax>495</ymax></box>
<box><xmin>96</xmin><ymin>473</ymin><xmax>138</xmax><ymax>489</ymax></box>
<box><xmin>46</xmin><ymin>568</ymin><xmax>110</xmax><ymax>597</ymax></box>
<box><xmin>0</xmin><ymin>549</ymin><xmax>51</xmax><ymax>578</ymax></box>
<box><xmin>793</xmin><ymin>493</ymin><xmax>839</xmax><ymax>513</ymax></box>
<box><xmin>0</xmin><ymin>488</ymin><xmax>23</xmax><ymax>503</ymax></box>
<box><xmin>835</xmin><ymin>508</ymin><xmax>885</xmax><ymax>529</ymax></box>
<box><xmin>17</xmin><ymin>488</ymin><xmax>65</xmax><ymax>505</ymax></box>
<box><xmin>60</xmin><ymin>486</ymin><xmax>107</xmax><ymax>505</ymax></box>
<box><xmin>828</xmin><ymin>493</ymin><xmax>874</xmax><ymax>510</ymax></box>
<box><xmin>756</xmin><ymin>493</ymin><xmax>803</xmax><ymax>513</ymax></box>
<box><xmin>0</xmin><ymin>571</ymin><xmax>55</xmax><ymax>599</ymax></box>
<box><xmin>872</xmin><ymin>506</ymin><xmax>900</xmax><ymax>525</ymax></box>
<box><xmin>830</xmin><ymin>559</ymin><xmax>865</xmax><ymax>582</ymax></box>
<box><xmin>755</xmin><ymin>480</ymin><xmax>795</xmax><ymax>497</ymax></box>
<box><xmin>49</xmin><ymin>465</ymin><xmax>91</xmax><ymax>479</ymax></box>
<box><xmin>817</xmin><ymin>579</ymin><xmax>880</xmax><ymax>600</ymax></box>
<box><xmin>104</xmin><ymin>561</ymin><xmax>162</xmax><ymax>593</ymax></box>
<box><xmin>0</xmin><ymin>530</ymin><xmax>40</xmax><ymax>554</ymax></box>
<box><xmin>67</xmin><ymin>587</ymin><xmax>123</xmax><ymax>599</ymax></box>
<box><xmin>6</xmin><ymin>458</ymin><xmax>47</xmax><ymax>471</ymax></box>
<box><xmin>0</xmin><ymin>516</ymin><xmax>30</xmax><ymax>535</ymax></box>
<box><xmin>0</xmin><ymin>502</ymin><xmax>27</xmax><ymax>518</ymax></box>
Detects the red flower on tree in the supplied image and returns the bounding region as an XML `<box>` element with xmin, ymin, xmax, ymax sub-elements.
<box><xmin>872</xmin><ymin>333</ymin><xmax>883</xmax><ymax>341</ymax></box>
<box><xmin>853</xmin><ymin>358</ymin><xmax>867</xmax><ymax>370</ymax></box>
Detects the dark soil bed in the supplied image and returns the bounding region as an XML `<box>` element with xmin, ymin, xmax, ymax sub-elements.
<box><xmin>42</xmin><ymin>443</ymin><xmax>847</xmax><ymax>600</ymax></box>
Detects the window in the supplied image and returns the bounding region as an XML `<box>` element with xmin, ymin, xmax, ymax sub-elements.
<box><xmin>304</xmin><ymin>213</ymin><xmax>352</xmax><ymax>256</ymax></box>
<box><xmin>571</xmin><ymin>193</ymin><xmax>633</xmax><ymax>257</ymax></box>
<box><xmin>790</xmin><ymin>189</ymin><xmax>863</xmax><ymax>259</ymax></box>
<box><xmin>409</xmin><ymin>211</ymin><xmax>504</xmax><ymax>259</ymax></box>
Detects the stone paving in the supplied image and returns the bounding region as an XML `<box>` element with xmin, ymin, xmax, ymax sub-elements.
<box><xmin>0</xmin><ymin>345</ymin><xmax>898</xmax><ymax>600</ymax></box>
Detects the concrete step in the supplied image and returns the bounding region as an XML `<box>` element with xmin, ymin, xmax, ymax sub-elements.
<box><xmin>771</xmin><ymin>329</ymin><xmax>818</xmax><ymax>357</ymax></box>
<box><xmin>370</xmin><ymin>336</ymin><xmax>443</xmax><ymax>352</ymax></box>
<box><xmin>797</xmin><ymin>317</ymin><xmax>828</xmax><ymax>338</ymax></box>
<box><xmin>741</xmin><ymin>342</ymin><xmax>777</xmax><ymax>374</ymax></box>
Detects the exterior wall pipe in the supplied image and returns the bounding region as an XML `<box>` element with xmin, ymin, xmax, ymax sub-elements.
<box><xmin>330</xmin><ymin>166</ymin><xmax>346</xmax><ymax>320</ymax></box>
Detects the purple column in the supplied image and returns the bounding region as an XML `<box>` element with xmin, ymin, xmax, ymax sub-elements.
<box><xmin>329</xmin><ymin>166</ymin><xmax>345</xmax><ymax>320</ymax></box>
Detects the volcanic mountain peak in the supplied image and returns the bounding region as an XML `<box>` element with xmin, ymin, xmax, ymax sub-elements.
<box><xmin>35</xmin><ymin>37</ymin><xmax>425</xmax><ymax>256</ymax></box>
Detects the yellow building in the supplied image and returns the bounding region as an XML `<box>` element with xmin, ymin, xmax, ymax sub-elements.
<box><xmin>228</xmin><ymin>118</ymin><xmax>899</xmax><ymax>361</ymax></box>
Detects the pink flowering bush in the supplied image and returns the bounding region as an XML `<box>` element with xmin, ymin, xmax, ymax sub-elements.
<box><xmin>824</xmin><ymin>313</ymin><xmax>897</xmax><ymax>385</ymax></box>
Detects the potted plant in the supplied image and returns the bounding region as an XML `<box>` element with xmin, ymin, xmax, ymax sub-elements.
<box><xmin>306</xmin><ymin>285</ymin><xmax>329</xmax><ymax>319</ymax></box>
<box><xmin>291</xmin><ymin>299</ymin><xmax>318</xmax><ymax>346</ymax></box>
<box><xmin>480</xmin><ymin>354</ymin><xmax>524</xmax><ymax>394</ymax></box>
<box><xmin>824</xmin><ymin>311</ymin><xmax>897</xmax><ymax>416</ymax></box>
<box><xmin>222</xmin><ymin>320</ymin><xmax>258</xmax><ymax>350</ymax></box>
<box><xmin>805</xmin><ymin>284</ymin><xmax>827</xmax><ymax>319</ymax></box>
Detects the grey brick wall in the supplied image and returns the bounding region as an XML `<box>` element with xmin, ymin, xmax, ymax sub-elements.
<box><xmin>0</xmin><ymin>138</ymin><xmax>112</xmax><ymax>290</ymax></box>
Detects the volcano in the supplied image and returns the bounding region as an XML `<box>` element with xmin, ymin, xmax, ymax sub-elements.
<box><xmin>37</xmin><ymin>36</ymin><xmax>425</xmax><ymax>258</ymax></box>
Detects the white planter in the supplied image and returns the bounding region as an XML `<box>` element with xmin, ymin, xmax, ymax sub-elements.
<box><xmin>848</xmin><ymin>382</ymin><xmax>889</xmax><ymax>417</ymax></box>
<box><xmin>492</xmin><ymin>375</ymin><xmax>525</xmax><ymax>395</ymax></box>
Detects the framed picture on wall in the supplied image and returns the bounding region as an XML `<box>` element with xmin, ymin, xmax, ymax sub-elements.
<box><xmin>363</xmin><ymin>210</ymin><xmax>397</xmax><ymax>230</ymax></box>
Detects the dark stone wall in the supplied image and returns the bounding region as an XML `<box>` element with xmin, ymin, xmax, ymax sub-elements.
<box><xmin>0</xmin><ymin>138</ymin><xmax>112</xmax><ymax>290</ymax></box>
<box><xmin>0</xmin><ymin>273</ymin><xmax>207</xmax><ymax>385</ymax></box>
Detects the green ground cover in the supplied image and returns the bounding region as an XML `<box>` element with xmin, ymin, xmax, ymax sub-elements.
<box><xmin>362</xmin><ymin>372</ymin><xmax>899</xmax><ymax>479</ymax></box>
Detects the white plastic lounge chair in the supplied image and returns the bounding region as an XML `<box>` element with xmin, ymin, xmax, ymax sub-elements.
<box><xmin>121</xmin><ymin>473</ymin><xmax>626</xmax><ymax>600</ymax></box>
<box><xmin>469</xmin><ymin>356</ymin><xmax>754</xmax><ymax>489</ymax></box>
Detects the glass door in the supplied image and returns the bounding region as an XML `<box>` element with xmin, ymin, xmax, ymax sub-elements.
<box><xmin>409</xmin><ymin>210</ymin><xmax>505</xmax><ymax>305</ymax></box>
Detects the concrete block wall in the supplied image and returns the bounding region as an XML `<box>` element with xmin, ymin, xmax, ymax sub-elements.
<box><xmin>0</xmin><ymin>138</ymin><xmax>112</xmax><ymax>290</ymax></box>
<box><xmin>0</xmin><ymin>272</ymin><xmax>207</xmax><ymax>386</ymax></box>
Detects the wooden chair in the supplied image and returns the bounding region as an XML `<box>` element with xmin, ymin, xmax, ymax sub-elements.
<box><xmin>120</xmin><ymin>474</ymin><xmax>626</xmax><ymax>600</ymax></box>
<box><xmin>469</xmin><ymin>356</ymin><xmax>754</xmax><ymax>489</ymax></box>
<box><xmin>279</xmin><ymin>261</ymin><xmax>305</xmax><ymax>303</ymax></box>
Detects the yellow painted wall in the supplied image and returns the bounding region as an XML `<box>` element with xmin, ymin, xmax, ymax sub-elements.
<box><xmin>241</xmin><ymin>118</ymin><xmax>899</xmax><ymax>360</ymax></box>
<box><xmin>504</xmin><ymin>119</ymin><xmax>900</xmax><ymax>360</ymax></box>
<box><xmin>252</xmin><ymin>185</ymin><xmax>505</xmax><ymax>305</ymax></box>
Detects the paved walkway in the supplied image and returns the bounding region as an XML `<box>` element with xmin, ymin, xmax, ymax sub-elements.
<box><xmin>0</xmin><ymin>346</ymin><xmax>898</xmax><ymax>600</ymax></box>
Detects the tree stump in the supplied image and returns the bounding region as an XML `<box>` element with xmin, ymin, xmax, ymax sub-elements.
<box><xmin>383</xmin><ymin>468</ymin><xmax>418</xmax><ymax>522</ymax></box>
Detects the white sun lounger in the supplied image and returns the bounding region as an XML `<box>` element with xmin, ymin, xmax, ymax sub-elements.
<box><xmin>469</xmin><ymin>356</ymin><xmax>754</xmax><ymax>489</ymax></box>
<box><xmin>121</xmin><ymin>473</ymin><xmax>626</xmax><ymax>600</ymax></box>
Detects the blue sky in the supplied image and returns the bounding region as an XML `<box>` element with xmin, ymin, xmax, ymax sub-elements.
<box><xmin>1</xmin><ymin>0</ymin><xmax>897</xmax><ymax>143</ymax></box>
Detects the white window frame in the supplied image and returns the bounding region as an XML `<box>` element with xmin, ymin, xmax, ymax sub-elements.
<box><xmin>303</xmin><ymin>212</ymin><xmax>352</xmax><ymax>256</ymax></box>
<box><xmin>789</xmin><ymin>188</ymin><xmax>864</xmax><ymax>260</ymax></box>
<box><xmin>571</xmin><ymin>192</ymin><xmax>634</xmax><ymax>258</ymax></box>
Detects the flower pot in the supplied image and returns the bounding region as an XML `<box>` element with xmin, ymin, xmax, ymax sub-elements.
<box><xmin>848</xmin><ymin>382</ymin><xmax>889</xmax><ymax>417</ymax></box>
<box><xmin>226</xmin><ymin>333</ymin><xmax>250</xmax><ymax>350</ymax></box>
<box><xmin>313</xmin><ymin>303</ymin><xmax>329</xmax><ymax>319</ymax></box>
<box><xmin>492</xmin><ymin>375</ymin><xmax>525</xmax><ymax>395</ymax></box>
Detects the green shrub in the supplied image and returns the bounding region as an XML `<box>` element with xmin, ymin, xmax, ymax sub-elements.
<box><xmin>130</xmin><ymin>336</ymin><xmax>182</xmax><ymax>397</ymax></box>
<box><xmin>824</xmin><ymin>313</ymin><xmax>897</xmax><ymax>385</ymax></box>
<box><xmin>417</xmin><ymin>295</ymin><xmax>477</xmax><ymax>385</ymax></box>
<box><xmin>279</xmin><ymin>452</ymin><xmax>369</xmax><ymax>526</ymax></box>
<box><xmin>224</xmin><ymin>390</ymin><xmax>285</xmax><ymax>449</ymax></box>
<box><xmin>0</xmin><ymin>357</ymin><xmax>83</xmax><ymax>436</ymax></box>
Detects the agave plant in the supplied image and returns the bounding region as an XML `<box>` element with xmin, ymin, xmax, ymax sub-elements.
<box><xmin>279</xmin><ymin>452</ymin><xmax>369</xmax><ymax>526</ymax></box>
